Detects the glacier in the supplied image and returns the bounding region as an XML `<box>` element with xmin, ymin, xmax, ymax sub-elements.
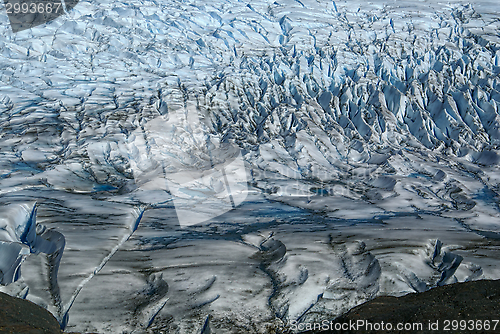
<box><xmin>0</xmin><ymin>0</ymin><xmax>500</xmax><ymax>333</ymax></box>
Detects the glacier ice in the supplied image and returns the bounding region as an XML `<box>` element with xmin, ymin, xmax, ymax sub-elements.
<box><xmin>0</xmin><ymin>0</ymin><xmax>500</xmax><ymax>333</ymax></box>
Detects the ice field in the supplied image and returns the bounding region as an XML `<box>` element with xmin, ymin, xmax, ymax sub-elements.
<box><xmin>1</xmin><ymin>0</ymin><xmax>500</xmax><ymax>332</ymax></box>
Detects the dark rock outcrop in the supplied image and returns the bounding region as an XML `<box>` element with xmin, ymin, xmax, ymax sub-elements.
<box><xmin>0</xmin><ymin>292</ymin><xmax>62</xmax><ymax>334</ymax></box>
<box><xmin>304</xmin><ymin>279</ymin><xmax>500</xmax><ymax>334</ymax></box>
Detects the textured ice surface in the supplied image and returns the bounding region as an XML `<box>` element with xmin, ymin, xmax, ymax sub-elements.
<box><xmin>1</xmin><ymin>0</ymin><xmax>500</xmax><ymax>332</ymax></box>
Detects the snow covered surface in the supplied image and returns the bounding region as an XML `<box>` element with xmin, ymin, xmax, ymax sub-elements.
<box><xmin>0</xmin><ymin>0</ymin><xmax>500</xmax><ymax>333</ymax></box>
